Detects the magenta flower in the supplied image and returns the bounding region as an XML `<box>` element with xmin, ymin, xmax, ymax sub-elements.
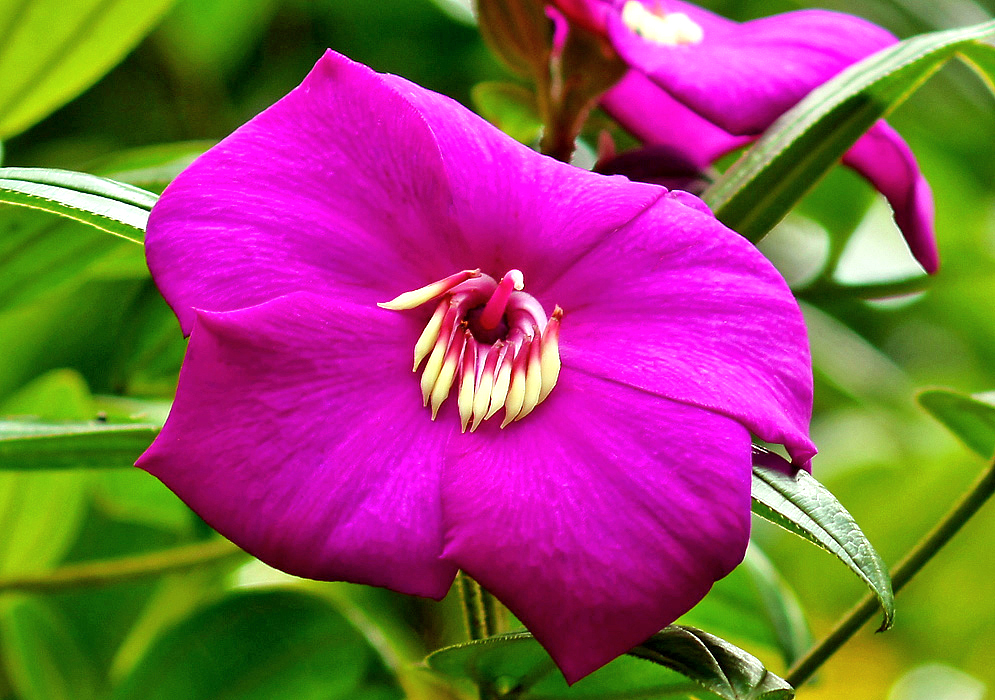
<box><xmin>551</xmin><ymin>0</ymin><xmax>938</xmax><ymax>273</ymax></box>
<box><xmin>137</xmin><ymin>50</ymin><xmax>815</xmax><ymax>682</ymax></box>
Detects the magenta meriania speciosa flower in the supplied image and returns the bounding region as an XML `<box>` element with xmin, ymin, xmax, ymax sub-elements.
<box><xmin>550</xmin><ymin>0</ymin><xmax>939</xmax><ymax>274</ymax></box>
<box><xmin>136</xmin><ymin>50</ymin><xmax>815</xmax><ymax>682</ymax></box>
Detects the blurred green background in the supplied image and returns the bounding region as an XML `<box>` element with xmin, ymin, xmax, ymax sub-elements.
<box><xmin>1</xmin><ymin>0</ymin><xmax>994</xmax><ymax>698</ymax></box>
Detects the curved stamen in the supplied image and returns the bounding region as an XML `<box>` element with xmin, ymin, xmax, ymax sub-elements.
<box><xmin>420</xmin><ymin>301</ymin><xmax>461</xmax><ymax>405</ymax></box>
<box><xmin>538</xmin><ymin>307</ymin><xmax>563</xmax><ymax>403</ymax></box>
<box><xmin>501</xmin><ymin>339</ymin><xmax>531</xmax><ymax>428</ymax></box>
<box><xmin>471</xmin><ymin>341</ymin><xmax>504</xmax><ymax>432</ymax></box>
<box><xmin>378</xmin><ymin>269</ymin><xmax>481</xmax><ymax>310</ymax></box>
<box><xmin>430</xmin><ymin>325</ymin><xmax>468</xmax><ymax>419</ymax></box>
<box><xmin>412</xmin><ymin>299</ymin><xmax>449</xmax><ymax>371</ymax></box>
<box><xmin>507</xmin><ymin>291</ymin><xmax>549</xmax><ymax>335</ymax></box>
<box><xmin>486</xmin><ymin>345</ymin><xmax>516</xmax><ymax>421</ymax></box>
<box><xmin>516</xmin><ymin>326</ymin><xmax>544</xmax><ymax>422</ymax></box>
<box><xmin>479</xmin><ymin>269</ymin><xmax>524</xmax><ymax>331</ymax></box>
<box><xmin>458</xmin><ymin>334</ymin><xmax>479</xmax><ymax>432</ymax></box>
<box><xmin>382</xmin><ymin>270</ymin><xmax>563</xmax><ymax>429</ymax></box>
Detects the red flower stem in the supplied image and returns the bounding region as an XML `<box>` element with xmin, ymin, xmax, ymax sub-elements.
<box><xmin>785</xmin><ymin>457</ymin><xmax>995</xmax><ymax>688</ymax></box>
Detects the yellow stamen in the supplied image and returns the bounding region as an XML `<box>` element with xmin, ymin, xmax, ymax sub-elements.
<box><xmin>471</xmin><ymin>342</ymin><xmax>503</xmax><ymax>432</ymax></box>
<box><xmin>420</xmin><ymin>304</ymin><xmax>458</xmax><ymax>405</ymax></box>
<box><xmin>412</xmin><ymin>300</ymin><xmax>448</xmax><ymax>371</ymax></box>
<box><xmin>538</xmin><ymin>306</ymin><xmax>563</xmax><ymax>403</ymax></box>
<box><xmin>501</xmin><ymin>343</ymin><xmax>529</xmax><ymax>428</ymax></box>
<box><xmin>515</xmin><ymin>328</ymin><xmax>544</xmax><ymax>421</ymax></box>
<box><xmin>430</xmin><ymin>328</ymin><xmax>466</xmax><ymax>419</ymax></box>
<box><xmin>378</xmin><ymin>269</ymin><xmax>480</xmax><ymax>310</ymax></box>
<box><xmin>457</xmin><ymin>334</ymin><xmax>477</xmax><ymax>433</ymax></box>
<box><xmin>485</xmin><ymin>352</ymin><xmax>514</xmax><ymax>420</ymax></box>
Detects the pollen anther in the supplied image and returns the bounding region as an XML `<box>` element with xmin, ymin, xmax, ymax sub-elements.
<box><xmin>378</xmin><ymin>269</ymin><xmax>481</xmax><ymax>310</ymax></box>
<box><xmin>621</xmin><ymin>2</ymin><xmax>704</xmax><ymax>46</ymax></box>
<box><xmin>382</xmin><ymin>270</ymin><xmax>563</xmax><ymax>430</ymax></box>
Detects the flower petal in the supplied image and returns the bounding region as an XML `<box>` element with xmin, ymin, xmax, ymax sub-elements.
<box><xmin>377</xmin><ymin>72</ymin><xmax>670</xmax><ymax>295</ymax></box>
<box><xmin>148</xmin><ymin>49</ymin><xmax>671</xmax><ymax>335</ymax></box>
<box><xmin>600</xmin><ymin>71</ymin><xmax>749</xmax><ymax>169</ymax></box>
<box><xmin>546</xmin><ymin>191</ymin><xmax>816</xmax><ymax>464</ymax></box>
<box><xmin>145</xmin><ymin>50</ymin><xmax>464</xmax><ymax>334</ymax></box>
<box><xmin>441</xmin><ymin>369</ymin><xmax>752</xmax><ymax>682</ymax></box>
<box><xmin>608</xmin><ymin>4</ymin><xmax>897</xmax><ymax>135</ymax></box>
<box><xmin>842</xmin><ymin>120</ymin><xmax>938</xmax><ymax>273</ymax></box>
<box><xmin>137</xmin><ymin>292</ymin><xmax>458</xmax><ymax>598</ymax></box>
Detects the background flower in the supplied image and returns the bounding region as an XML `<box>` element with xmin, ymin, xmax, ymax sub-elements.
<box><xmin>551</xmin><ymin>0</ymin><xmax>939</xmax><ymax>273</ymax></box>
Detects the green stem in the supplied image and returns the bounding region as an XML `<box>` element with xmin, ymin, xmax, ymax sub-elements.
<box><xmin>457</xmin><ymin>573</ymin><xmax>504</xmax><ymax>699</ymax></box>
<box><xmin>0</xmin><ymin>538</ymin><xmax>245</xmax><ymax>595</ymax></box>
<box><xmin>480</xmin><ymin>587</ymin><xmax>504</xmax><ymax>636</ymax></box>
<box><xmin>785</xmin><ymin>458</ymin><xmax>995</xmax><ymax>688</ymax></box>
<box><xmin>795</xmin><ymin>275</ymin><xmax>931</xmax><ymax>303</ymax></box>
<box><xmin>457</xmin><ymin>571</ymin><xmax>488</xmax><ymax>641</ymax></box>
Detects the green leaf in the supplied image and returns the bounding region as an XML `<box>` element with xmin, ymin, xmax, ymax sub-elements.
<box><xmin>0</xmin><ymin>420</ymin><xmax>160</xmax><ymax>471</ymax></box>
<box><xmin>960</xmin><ymin>41</ymin><xmax>995</xmax><ymax>95</ymax></box>
<box><xmin>0</xmin><ymin>277</ymin><xmax>150</xmax><ymax>398</ymax></box>
<box><xmin>112</xmin><ymin>589</ymin><xmax>403</xmax><ymax>700</ymax></box>
<box><xmin>428</xmin><ymin>629</ymin><xmax>792</xmax><ymax>699</ymax></box>
<box><xmin>0</xmin><ymin>167</ymin><xmax>155</xmax><ymax>243</ymax></box>
<box><xmin>472</xmin><ymin>82</ymin><xmax>543</xmax><ymax>144</ymax></box>
<box><xmin>681</xmin><ymin>545</ymin><xmax>811</xmax><ymax>667</ymax></box>
<box><xmin>751</xmin><ymin>458</ymin><xmax>894</xmax><ymax>630</ymax></box>
<box><xmin>632</xmin><ymin>627</ymin><xmax>794</xmax><ymax>700</ymax></box>
<box><xmin>703</xmin><ymin>20</ymin><xmax>995</xmax><ymax>241</ymax></box>
<box><xmin>429</xmin><ymin>632</ymin><xmax>698</xmax><ymax>698</ymax></box>
<box><xmin>0</xmin><ymin>206</ymin><xmax>146</xmax><ymax>311</ymax></box>
<box><xmin>0</xmin><ymin>597</ymin><xmax>99</xmax><ymax>700</ymax></box>
<box><xmin>918</xmin><ymin>388</ymin><xmax>995</xmax><ymax>458</ymax></box>
<box><xmin>0</xmin><ymin>0</ymin><xmax>178</xmax><ymax>139</ymax></box>
<box><xmin>0</xmin><ymin>144</ymin><xmax>205</xmax><ymax>313</ymax></box>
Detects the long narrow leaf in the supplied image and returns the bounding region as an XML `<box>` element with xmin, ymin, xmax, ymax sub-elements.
<box><xmin>0</xmin><ymin>167</ymin><xmax>155</xmax><ymax>243</ymax></box>
<box><xmin>960</xmin><ymin>41</ymin><xmax>995</xmax><ymax>95</ymax></box>
<box><xmin>0</xmin><ymin>0</ymin><xmax>178</xmax><ymax>139</ymax></box>
<box><xmin>704</xmin><ymin>20</ymin><xmax>995</xmax><ymax>241</ymax></box>
<box><xmin>0</xmin><ymin>421</ymin><xmax>160</xmax><ymax>470</ymax></box>
<box><xmin>918</xmin><ymin>388</ymin><xmax>995</xmax><ymax>458</ymax></box>
<box><xmin>428</xmin><ymin>629</ymin><xmax>793</xmax><ymax>699</ymax></box>
<box><xmin>750</xmin><ymin>455</ymin><xmax>894</xmax><ymax>630</ymax></box>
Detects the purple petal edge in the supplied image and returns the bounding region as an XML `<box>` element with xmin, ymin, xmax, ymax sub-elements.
<box><xmin>843</xmin><ymin>121</ymin><xmax>939</xmax><ymax>273</ymax></box>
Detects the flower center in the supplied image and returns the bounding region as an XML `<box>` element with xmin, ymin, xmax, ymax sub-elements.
<box><xmin>621</xmin><ymin>1</ymin><xmax>704</xmax><ymax>46</ymax></box>
<box><xmin>379</xmin><ymin>269</ymin><xmax>563</xmax><ymax>432</ymax></box>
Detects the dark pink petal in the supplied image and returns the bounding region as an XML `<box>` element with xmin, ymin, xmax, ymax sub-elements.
<box><xmin>608</xmin><ymin>5</ymin><xmax>896</xmax><ymax>135</ymax></box>
<box><xmin>146</xmin><ymin>51</ymin><xmax>464</xmax><ymax>334</ymax></box>
<box><xmin>137</xmin><ymin>292</ymin><xmax>458</xmax><ymax>597</ymax></box>
<box><xmin>752</xmin><ymin>445</ymin><xmax>802</xmax><ymax>476</ymax></box>
<box><xmin>148</xmin><ymin>50</ymin><xmax>668</xmax><ymax>335</ymax></box>
<box><xmin>596</xmin><ymin>143</ymin><xmax>708</xmax><ymax>192</ymax></box>
<box><xmin>546</xmin><ymin>191</ymin><xmax>816</xmax><ymax>465</ymax></box>
<box><xmin>441</xmin><ymin>369</ymin><xmax>752</xmax><ymax>682</ymax></box>
<box><xmin>842</xmin><ymin>121</ymin><xmax>938</xmax><ymax>273</ymax></box>
<box><xmin>601</xmin><ymin>71</ymin><xmax>748</xmax><ymax>168</ymax></box>
<box><xmin>378</xmin><ymin>72</ymin><xmax>669</xmax><ymax>289</ymax></box>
